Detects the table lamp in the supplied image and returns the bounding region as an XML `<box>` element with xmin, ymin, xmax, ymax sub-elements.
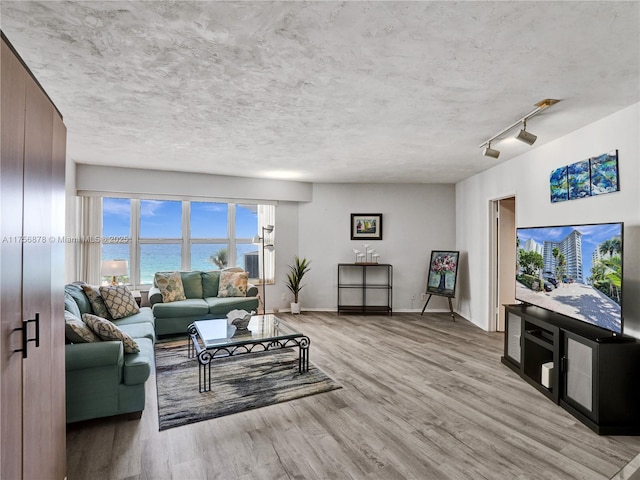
<box><xmin>102</xmin><ymin>259</ymin><xmax>128</xmax><ymax>285</ymax></box>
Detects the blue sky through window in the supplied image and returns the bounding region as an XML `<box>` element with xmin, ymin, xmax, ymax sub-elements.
<box><xmin>103</xmin><ymin>198</ymin><xmax>130</xmax><ymax>236</ymax></box>
<box><xmin>141</xmin><ymin>200</ymin><xmax>181</xmax><ymax>238</ymax></box>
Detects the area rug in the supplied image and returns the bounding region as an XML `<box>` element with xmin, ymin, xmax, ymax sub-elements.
<box><xmin>154</xmin><ymin>341</ymin><xmax>341</xmax><ymax>431</ymax></box>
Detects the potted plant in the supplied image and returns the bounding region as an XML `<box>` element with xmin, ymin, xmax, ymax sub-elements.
<box><xmin>285</xmin><ymin>256</ymin><xmax>311</xmax><ymax>314</ymax></box>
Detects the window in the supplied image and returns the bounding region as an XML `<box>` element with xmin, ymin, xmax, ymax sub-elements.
<box><xmin>102</xmin><ymin>198</ymin><xmax>131</xmax><ymax>285</ymax></box>
<box><xmin>99</xmin><ymin>197</ymin><xmax>270</xmax><ymax>287</ymax></box>
<box><xmin>139</xmin><ymin>200</ymin><xmax>182</xmax><ymax>284</ymax></box>
<box><xmin>236</xmin><ymin>204</ymin><xmax>259</xmax><ymax>274</ymax></box>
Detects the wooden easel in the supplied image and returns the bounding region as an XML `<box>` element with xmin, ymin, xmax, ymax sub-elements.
<box><xmin>420</xmin><ymin>294</ymin><xmax>455</xmax><ymax>321</ymax></box>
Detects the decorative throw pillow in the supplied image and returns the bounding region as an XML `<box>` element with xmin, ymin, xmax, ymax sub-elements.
<box><xmin>154</xmin><ymin>271</ymin><xmax>186</xmax><ymax>303</ymax></box>
<box><xmin>82</xmin><ymin>313</ymin><xmax>140</xmax><ymax>353</ymax></box>
<box><xmin>64</xmin><ymin>292</ymin><xmax>82</xmax><ymax>319</ymax></box>
<box><xmin>98</xmin><ymin>285</ymin><xmax>140</xmax><ymax>320</ymax></box>
<box><xmin>201</xmin><ymin>271</ymin><xmax>221</xmax><ymax>298</ymax></box>
<box><xmin>65</xmin><ymin>310</ymin><xmax>100</xmax><ymax>343</ymax></box>
<box><xmin>218</xmin><ymin>271</ymin><xmax>248</xmax><ymax>298</ymax></box>
<box><xmin>82</xmin><ymin>284</ymin><xmax>113</xmax><ymax>320</ymax></box>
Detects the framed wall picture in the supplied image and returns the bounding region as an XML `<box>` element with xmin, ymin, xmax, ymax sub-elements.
<box><xmin>568</xmin><ymin>160</ymin><xmax>591</xmax><ymax>200</ymax></box>
<box><xmin>426</xmin><ymin>250</ymin><xmax>460</xmax><ymax>297</ymax></box>
<box><xmin>590</xmin><ymin>150</ymin><xmax>619</xmax><ymax>196</ymax></box>
<box><xmin>549</xmin><ymin>166</ymin><xmax>568</xmax><ymax>203</ymax></box>
<box><xmin>351</xmin><ymin>213</ymin><xmax>382</xmax><ymax>240</ymax></box>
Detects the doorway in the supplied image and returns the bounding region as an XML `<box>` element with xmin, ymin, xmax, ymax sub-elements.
<box><xmin>490</xmin><ymin>196</ymin><xmax>516</xmax><ymax>332</ymax></box>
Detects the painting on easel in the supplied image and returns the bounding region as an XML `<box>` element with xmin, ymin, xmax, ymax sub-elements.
<box><xmin>426</xmin><ymin>251</ymin><xmax>459</xmax><ymax>297</ymax></box>
<box><xmin>422</xmin><ymin>250</ymin><xmax>460</xmax><ymax>321</ymax></box>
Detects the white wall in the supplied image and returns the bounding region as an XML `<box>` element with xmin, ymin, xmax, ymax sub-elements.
<box><xmin>456</xmin><ymin>103</ymin><xmax>640</xmax><ymax>338</ymax></box>
<box><xmin>76</xmin><ymin>165</ymin><xmax>312</xmax><ymax>203</ymax></box>
<box><xmin>295</xmin><ymin>183</ymin><xmax>456</xmax><ymax>312</ymax></box>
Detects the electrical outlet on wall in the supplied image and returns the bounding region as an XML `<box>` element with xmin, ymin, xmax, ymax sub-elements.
<box><xmin>421</xmin><ymin>293</ymin><xmax>427</xmax><ymax>300</ymax></box>
<box><xmin>411</xmin><ymin>295</ymin><xmax>415</xmax><ymax>301</ymax></box>
<box><xmin>281</xmin><ymin>293</ymin><xmax>286</xmax><ymax>301</ymax></box>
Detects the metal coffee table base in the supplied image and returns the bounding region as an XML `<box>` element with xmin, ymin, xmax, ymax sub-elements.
<box><xmin>187</xmin><ymin>324</ymin><xmax>310</xmax><ymax>393</ymax></box>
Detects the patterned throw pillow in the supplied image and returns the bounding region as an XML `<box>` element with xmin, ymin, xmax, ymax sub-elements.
<box><xmin>154</xmin><ymin>271</ymin><xmax>186</xmax><ymax>303</ymax></box>
<box><xmin>82</xmin><ymin>284</ymin><xmax>113</xmax><ymax>320</ymax></box>
<box><xmin>98</xmin><ymin>285</ymin><xmax>140</xmax><ymax>320</ymax></box>
<box><xmin>218</xmin><ymin>271</ymin><xmax>248</xmax><ymax>298</ymax></box>
<box><xmin>82</xmin><ymin>313</ymin><xmax>140</xmax><ymax>353</ymax></box>
<box><xmin>65</xmin><ymin>310</ymin><xmax>100</xmax><ymax>343</ymax></box>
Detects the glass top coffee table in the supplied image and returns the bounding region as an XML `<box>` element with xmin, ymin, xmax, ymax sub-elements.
<box><xmin>187</xmin><ymin>314</ymin><xmax>310</xmax><ymax>393</ymax></box>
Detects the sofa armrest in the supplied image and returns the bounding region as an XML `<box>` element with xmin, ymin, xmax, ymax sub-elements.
<box><xmin>148</xmin><ymin>286</ymin><xmax>163</xmax><ymax>306</ymax></box>
<box><xmin>247</xmin><ymin>283</ymin><xmax>258</xmax><ymax>297</ymax></box>
<box><xmin>65</xmin><ymin>341</ymin><xmax>124</xmax><ymax>371</ymax></box>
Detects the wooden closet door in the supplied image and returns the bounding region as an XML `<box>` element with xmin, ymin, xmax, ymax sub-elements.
<box><xmin>0</xmin><ymin>35</ymin><xmax>66</xmax><ymax>479</ymax></box>
<box><xmin>50</xmin><ymin>111</ymin><xmax>68</xmax><ymax>480</ymax></box>
<box><xmin>0</xmin><ymin>36</ymin><xmax>28</xmax><ymax>480</ymax></box>
<box><xmin>22</xmin><ymin>66</ymin><xmax>65</xmax><ymax>480</ymax></box>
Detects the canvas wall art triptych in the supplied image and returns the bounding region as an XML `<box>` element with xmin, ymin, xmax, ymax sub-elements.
<box><xmin>550</xmin><ymin>150</ymin><xmax>619</xmax><ymax>203</ymax></box>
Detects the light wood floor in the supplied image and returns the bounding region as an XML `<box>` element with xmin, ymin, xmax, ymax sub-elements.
<box><xmin>67</xmin><ymin>312</ymin><xmax>640</xmax><ymax>480</ymax></box>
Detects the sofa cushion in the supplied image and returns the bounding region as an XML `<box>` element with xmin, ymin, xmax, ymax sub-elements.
<box><xmin>64</xmin><ymin>292</ymin><xmax>82</xmax><ymax>319</ymax></box>
<box><xmin>82</xmin><ymin>285</ymin><xmax>113</xmax><ymax>320</ymax></box>
<box><xmin>65</xmin><ymin>283</ymin><xmax>93</xmax><ymax>315</ymax></box>
<box><xmin>152</xmin><ymin>298</ymin><xmax>209</xmax><ymax>318</ymax></box>
<box><xmin>218</xmin><ymin>271</ymin><xmax>248</xmax><ymax>297</ymax></box>
<box><xmin>180</xmin><ymin>271</ymin><xmax>203</xmax><ymax>299</ymax></box>
<box><xmin>201</xmin><ymin>271</ymin><xmax>221</xmax><ymax>298</ymax></box>
<box><xmin>123</xmin><ymin>337</ymin><xmax>153</xmax><ymax>386</ymax></box>
<box><xmin>83</xmin><ymin>313</ymin><xmax>140</xmax><ymax>354</ymax></box>
<box><xmin>205</xmin><ymin>296</ymin><xmax>259</xmax><ymax>316</ymax></box>
<box><xmin>65</xmin><ymin>311</ymin><xmax>100</xmax><ymax>343</ymax></box>
<box><xmin>118</xmin><ymin>322</ymin><xmax>156</xmax><ymax>342</ymax></box>
<box><xmin>154</xmin><ymin>271</ymin><xmax>186</xmax><ymax>303</ymax></box>
<box><xmin>99</xmin><ymin>285</ymin><xmax>140</xmax><ymax>320</ymax></box>
<box><xmin>110</xmin><ymin>306</ymin><xmax>155</xmax><ymax>328</ymax></box>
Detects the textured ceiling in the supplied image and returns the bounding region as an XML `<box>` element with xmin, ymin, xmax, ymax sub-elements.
<box><xmin>1</xmin><ymin>1</ymin><xmax>639</xmax><ymax>183</ymax></box>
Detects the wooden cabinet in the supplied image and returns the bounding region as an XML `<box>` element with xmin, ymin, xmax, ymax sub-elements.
<box><xmin>1</xmin><ymin>34</ymin><xmax>67</xmax><ymax>479</ymax></box>
<box><xmin>502</xmin><ymin>304</ymin><xmax>640</xmax><ymax>435</ymax></box>
<box><xmin>561</xmin><ymin>331</ymin><xmax>640</xmax><ymax>435</ymax></box>
<box><xmin>337</xmin><ymin>264</ymin><xmax>392</xmax><ymax>315</ymax></box>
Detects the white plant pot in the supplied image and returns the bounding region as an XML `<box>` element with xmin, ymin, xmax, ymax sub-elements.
<box><xmin>290</xmin><ymin>302</ymin><xmax>301</xmax><ymax>314</ymax></box>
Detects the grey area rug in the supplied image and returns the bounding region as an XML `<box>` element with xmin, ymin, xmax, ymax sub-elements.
<box><xmin>155</xmin><ymin>341</ymin><xmax>342</xmax><ymax>431</ymax></box>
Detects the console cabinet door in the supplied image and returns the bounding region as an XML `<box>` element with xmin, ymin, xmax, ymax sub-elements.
<box><xmin>505</xmin><ymin>310</ymin><xmax>522</xmax><ymax>366</ymax></box>
<box><xmin>563</xmin><ymin>333</ymin><xmax>595</xmax><ymax>418</ymax></box>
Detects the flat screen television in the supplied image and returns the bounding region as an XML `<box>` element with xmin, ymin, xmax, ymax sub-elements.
<box><xmin>515</xmin><ymin>222</ymin><xmax>623</xmax><ymax>335</ymax></box>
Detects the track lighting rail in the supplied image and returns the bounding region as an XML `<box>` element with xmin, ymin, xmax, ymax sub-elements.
<box><xmin>478</xmin><ymin>99</ymin><xmax>560</xmax><ymax>150</ymax></box>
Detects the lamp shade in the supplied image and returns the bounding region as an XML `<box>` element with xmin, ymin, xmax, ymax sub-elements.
<box><xmin>102</xmin><ymin>259</ymin><xmax>128</xmax><ymax>277</ymax></box>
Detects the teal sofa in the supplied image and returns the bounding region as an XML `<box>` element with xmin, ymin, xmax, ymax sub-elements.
<box><xmin>64</xmin><ymin>283</ymin><xmax>155</xmax><ymax>423</ymax></box>
<box><xmin>149</xmin><ymin>270</ymin><xmax>259</xmax><ymax>336</ymax></box>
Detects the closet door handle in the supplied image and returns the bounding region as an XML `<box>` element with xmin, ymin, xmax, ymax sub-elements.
<box><xmin>32</xmin><ymin>313</ymin><xmax>40</xmax><ymax>348</ymax></box>
<box><xmin>13</xmin><ymin>313</ymin><xmax>40</xmax><ymax>359</ymax></box>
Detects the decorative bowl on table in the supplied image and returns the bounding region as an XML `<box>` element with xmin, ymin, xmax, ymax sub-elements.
<box><xmin>226</xmin><ymin>309</ymin><xmax>254</xmax><ymax>331</ymax></box>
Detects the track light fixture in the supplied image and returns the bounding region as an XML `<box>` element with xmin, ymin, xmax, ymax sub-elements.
<box><xmin>515</xmin><ymin>120</ymin><xmax>537</xmax><ymax>145</ymax></box>
<box><xmin>479</xmin><ymin>99</ymin><xmax>559</xmax><ymax>157</ymax></box>
<box><xmin>483</xmin><ymin>142</ymin><xmax>500</xmax><ymax>159</ymax></box>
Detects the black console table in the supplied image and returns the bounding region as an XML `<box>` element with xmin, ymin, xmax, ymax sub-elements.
<box><xmin>337</xmin><ymin>263</ymin><xmax>392</xmax><ymax>315</ymax></box>
<box><xmin>502</xmin><ymin>304</ymin><xmax>640</xmax><ymax>435</ymax></box>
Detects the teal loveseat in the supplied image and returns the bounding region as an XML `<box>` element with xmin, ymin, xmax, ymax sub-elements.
<box><xmin>149</xmin><ymin>270</ymin><xmax>259</xmax><ymax>336</ymax></box>
<box><xmin>64</xmin><ymin>283</ymin><xmax>155</xmax><ymax>423</ymax></box>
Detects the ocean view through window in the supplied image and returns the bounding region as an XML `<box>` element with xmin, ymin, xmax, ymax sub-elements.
<box><xmin>101</xmin><ymin>197</ymin><xmax>269</xmax><ymax>287</ymax></box>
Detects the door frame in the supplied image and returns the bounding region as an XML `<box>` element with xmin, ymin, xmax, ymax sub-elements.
<box><xmin>489</xmin><ymin>194</ymin><xmax>517</xmax><ymax>332</ymax></box>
